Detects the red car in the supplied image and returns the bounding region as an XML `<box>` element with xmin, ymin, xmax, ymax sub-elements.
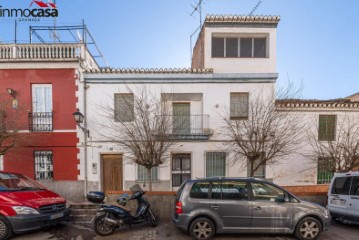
<box><xmin>0</xmin><ymin>171</ymin><xmax>71</xmax><ymax>240</ymax></box>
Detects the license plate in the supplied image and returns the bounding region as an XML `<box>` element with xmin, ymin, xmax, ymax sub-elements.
<box><xmin>50</xmin><ymin>212</ymin><xmax>64</xmax><ymax>220</ymax></box>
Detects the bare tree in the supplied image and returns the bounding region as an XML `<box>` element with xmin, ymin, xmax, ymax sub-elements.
<box><xmin>221</xmin><ymin>88</ymin><xmax>305</xmax><ymax>177</ymax></box>
<box><xmin>97</xmin><ymin>87</ymin><xmax>175</xmax><ymax>191</ymax></box>
<box><xmin>0</xmin><ymin>96</ymin><xmax>24</xmax><ymax>156</ymax></box>
<box><xmin>308</xmin><ymin>115</ymin><xmax>359</xmax><ymax>173</ymax></box>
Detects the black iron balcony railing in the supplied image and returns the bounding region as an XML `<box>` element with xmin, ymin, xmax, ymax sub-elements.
<box><xmin>28</xmin><ymin>112</ymin><xmax>53</xmax><ymax>132</ymax></box>
<box><xmin>159</xmin><ymin>114</ymin><xmax>212</xmax><ymax>140</ymax></box>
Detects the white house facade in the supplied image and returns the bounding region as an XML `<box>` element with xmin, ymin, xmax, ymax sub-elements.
<box><xmin>75</xmin><ymin>15</ymin><xmax>359</xmax><ymax>193</ymax></box>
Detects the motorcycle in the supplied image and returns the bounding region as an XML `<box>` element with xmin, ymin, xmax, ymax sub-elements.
<box><xmin>87</xmin><ymin>184</ymin><xmax>157</xmax><ymax>236</ymax></box>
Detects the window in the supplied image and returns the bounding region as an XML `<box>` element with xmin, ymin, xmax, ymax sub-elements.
<box><xmin>172</xmin><ymin>103</ymin><xmax>190</xmax><ymax>134</ymax></box>
<box><xmin>331</xmin><ymin>177</ymin><xmax>351</xmax><ymax>195</ymax></box>
<box><xmin>34</xmin><ymin>151</ymin><xmax>53</xmax><ymax>180</ymax></box>
<box><xmin>251</xmin><ymin>182</ymin><xmax>285</xmax><ymax>202</ymax></box>
<box><xmin>206</xmin><ymin>152</ymin><xmax>226</xmax><ymax>177</ymax></box>
<box><xmin>247</xmin><ymin>157</ymin><xmax>266</xmax><ymax>178</ymax></box>
<box><xmin>350</xmin><ymin>177</ymin><xmax>359</xmax><ymax>196</ymax></box>
<box><xmin>31</xmin><ymin>84</ymin><xmax>53</xmax><ymax>131</ymax></box>
<box><xmin>230</xmin><ymin>93</ymin><xmax>249</xmax><ymax>119</ymax></box>
<box><xmin>114</xmin><ymin>93</ymin><xmax>134</xmax><ymax>122</ymax></box>
<box><xmin>226</xmin><ymin>38</ymin><xmax>238</xmax><ymax>57</ymax></box>
<box><xmin>190</xmin><ymin>181</ymin><xmax>210</xmax><ymax>199</ymax></box>
<box><xmin>318</xmin><ymin>115</ymin><xmax>336</xmax><ymax>141</ymax></box>
<box><xmin>211</xmin><ymin>181</ymin><xmax>222</xmax><ymax>199</ymax></box>
<box><xmin>172</xmin><ymin>154</ymin><xmax>191</xmax><ymax>187</ymax></box>
<box><xmin>212</xmin><ymin>36</ymin><xmax>267</xmax><ymax>58</ymax></box>
<box><xmin>221</xmin><ymin>181</ymin><xmax>248</xmax><ymax>200</ymax></box>
<box><xmin>137</xmin><ymin>165</ymin><xmax>157</xmax><ymax>181</ymax></box>
<box><xmin>212</xmin><ymin>37</ymin><xmax>225</xmax><ymax>57</ymax></box>
<box><xmin>317</xmin><ymin>157</ymin><xmax>334</xmax><ymax>184</ymax></box>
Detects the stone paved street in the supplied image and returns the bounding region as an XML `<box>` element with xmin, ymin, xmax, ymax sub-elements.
<box><xmin>12</xmin><ymin>220</ymin><xmax>359</xmax><ymax>240</ymax></box>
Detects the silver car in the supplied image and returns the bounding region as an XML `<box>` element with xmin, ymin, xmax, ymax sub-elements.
<box><xmin>172</xmin><ymin>177</ymin><xmax>330</xmax><ymax>240</ymax></box>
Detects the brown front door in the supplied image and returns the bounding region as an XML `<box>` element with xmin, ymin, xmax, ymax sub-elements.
<box><xmin>102</xmin><ymin>154</ymin><xmax>123</xmax><ymax>193</ymax></box>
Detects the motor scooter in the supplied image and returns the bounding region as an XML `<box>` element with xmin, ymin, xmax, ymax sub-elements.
<box><xmin>87</xmin><ymin>184</ymin><xmax>157</xmax><ymax>236</ymax></box>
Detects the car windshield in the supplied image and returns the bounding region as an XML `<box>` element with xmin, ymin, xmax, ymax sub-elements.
<box><xmin>0</xmin><ymin>173</ymin><xmax>45</xmax><ymax>191</ymax></box>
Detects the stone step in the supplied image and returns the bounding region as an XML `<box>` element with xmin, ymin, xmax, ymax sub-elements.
<box><xmin>71</xmin><ymin>214</ymin><xmax>96</xmax><ymax>224</ymax></box>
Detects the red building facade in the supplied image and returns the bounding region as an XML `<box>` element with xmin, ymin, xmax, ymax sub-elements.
<box><xmin>1</xmin><ymin>69</ymin><xmax>79</xmax><ymax>180</ymax></box>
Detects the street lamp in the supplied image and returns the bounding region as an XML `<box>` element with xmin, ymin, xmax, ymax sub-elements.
<box><xmin>73</xmin><ymin>109</ymin><xmax>89</xmax><ymax>137</ymax></box>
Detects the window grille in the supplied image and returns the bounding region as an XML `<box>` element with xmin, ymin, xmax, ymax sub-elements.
<box><xmin>247</xmin><ymin>157</ymin><xmax>266</xmax><ymax>178</ymax></box>
<box><xmin>34</xmin><ymin>151</ymin><xmax>53</xmax><ymax>180</ymax></box>
<box><xmin>317</xmin><ymin>157</ymin><xmax>334</xmax><ymax>184</ymax></box>
<box><xmin>206</xmin><ymin>152</ymin><xmax>226</xmax><ymax>177</ymax></box>
<box><xmin>137</xmin><ymin>165</ymin><xmax>158</xmax><ymax>181</ymax></box>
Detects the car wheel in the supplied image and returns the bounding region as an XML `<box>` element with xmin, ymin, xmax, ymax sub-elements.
<box><xmin>295</xmin><ymin>217</ymin><xmax>322</xmax><ymax>240</ymax></box>
<box><xmin>189</xmin><ymin>217</ymin><xmax>215</xmax><ymax>240</ymax></box>
<box><xmin>0</xmin><ymin>216</ymin><xmax>13</xmax><ymax>240</ymax></box>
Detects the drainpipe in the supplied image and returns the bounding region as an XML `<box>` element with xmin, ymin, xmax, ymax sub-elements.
<box><xmin>83</xmin><ymin>77</ymin><xmax>88</xmax><ymax>198</ymax></box>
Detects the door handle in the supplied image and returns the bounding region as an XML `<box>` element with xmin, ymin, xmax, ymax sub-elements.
<box><xmin>254</xmin><ymin>206</ymin><xmax>261</xmax><ymax>210</ymax></box>
<box><xmin>211</xmin><ymin>205</ymin><xmax>219</xmax><ymax>210</ymax></box>
<box><xmin>351</xmin><ymin>197</ymin><xmax>359</xmax><ymax>200</ymax></box>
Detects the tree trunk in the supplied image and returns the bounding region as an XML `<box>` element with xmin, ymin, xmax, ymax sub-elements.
<box><xmin>147</xmin><ymin>167</ymin><xmax>152</xmax><ymax>192</ymax></box>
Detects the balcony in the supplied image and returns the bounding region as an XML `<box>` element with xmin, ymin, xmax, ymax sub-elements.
<box><xmin>28</xmin><ymin>112</ymin><xmax>53</xmax><ymax>132</ymax></box>
<box><xmin>160</xmin><ymin>114</ymin><xmax>212</xmax><ymax>140</ymax></box>
<box><xmin>0</xmin><ymin>43</ymin><xmax>100</xmax><ymax>68</ymax></box>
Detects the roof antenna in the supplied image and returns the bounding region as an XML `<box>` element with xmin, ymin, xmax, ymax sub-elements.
<box><xmin>249</xmin><ymin>0</ymin><xmax>262</xmax><ymax>16</ymax></box>
<box><xmin>189</xmin><ymin>0</ymin><xmax>205</xmax><ymax>65</ymax></box>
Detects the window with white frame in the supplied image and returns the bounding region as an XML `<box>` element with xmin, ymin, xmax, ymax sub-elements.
<box><xmin>230</xmin><ymin>93</ymin><xmax>249</xmax><ymax>119</ymax></box>
<box><xmin>34</xmin><ymin>151</ymin><xmax>53</xmax><ymax>180</ymax></box>
<box><xmin>137</xmin><ymin>165</ymin><xmax>158</xmax><ymax>181</ymax></box>
<box><xmin>172</xmin><ymin>154</ymin><xmax>191</xmax><ymax>187</ymax></box>
<box><xmin>114</xmin><ymin>93</ymin><xmax>134</xmax><ymax>122</ymax></box>
<box><xmin>206</xmin><ymin>152</ymin><xmax>226</xmax><ymax>177</ymax></box>
<box><xmin>212</xmin><ymin>36</ymin><xmax>267</xmax><ymax>58</ymax></box>
<box><xmin>31</xmin><ymin>84</ymin><xmax>53</xmax><ymax>131</ymax></box>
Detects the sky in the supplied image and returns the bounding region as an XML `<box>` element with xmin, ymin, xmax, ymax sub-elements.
<box><xmin>0</xmin><ymin>0</ymin><xmax>358</xmax><ymax>100</ymax></box>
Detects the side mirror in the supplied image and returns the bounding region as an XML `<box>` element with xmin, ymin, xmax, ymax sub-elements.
<box><xmin>275</xmin><ymin>195</ymin><xmax>286</xmax><ymax>203</ymax></box>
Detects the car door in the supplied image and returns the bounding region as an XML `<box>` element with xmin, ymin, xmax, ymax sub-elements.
<box><xmin>249</xmin><ymin>181</ymin><xmax>293</xmax><ymax>233</ymax></box>
<box><xmin>328</xmin><ymin>176</ymin><xmax>351</xmax><ymax>216</ymax></box>
<box><xmin>209</xmin><ymin>181</ymin><xmax>252</xmax><ymax>232</ymax></box>
<box><xmin>348</xmin><ymin>176</ymin><xmax>359</xmax><ymax>216</ymax></box>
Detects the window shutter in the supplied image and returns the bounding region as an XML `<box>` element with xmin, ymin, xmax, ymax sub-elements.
<box><xmin>230</xmin><ymin>93</ymin><xmax>249</xmax><ymax>119</ymax></box>
<box><xmin>114</xmin><ymin>94</ymin><xmax>134</xmax><ymax>122</ymax></box>
<box><xmin>318</xmin><ymin>115</ymin><xmax>336</xmax><ymax>141</ymax></box>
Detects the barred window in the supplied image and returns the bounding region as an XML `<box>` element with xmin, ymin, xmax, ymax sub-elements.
<box><xmin>206</xmin><ymin>152</ymin><xmax>226</xmax><ymax>177</ymax></box>
<box><xmin>317</xmin><ymin>157</ymin><xmax>334</xmax><ymax>184</ymax></box>
<box><xmin>318</xmin><ymin>115</ymin><xmax>336</xmax><ymax>141</ymax></box>
<box><xmin>247</xmin><ymin>157</ymin><xmax>266</xmax><ymax>178</ymax></box>
<box><xmin>114</xmin><ymin>94</ymin><xmax>134</xmax><ymax>122</ymax></box>
<box><xmin>137</xmin><ymin>165</ymin><xmax>158</xmax><ymax>181</ymax></box>
<box><xmin>230</xmin><ymin>93</ymin><xmax>249</xmax><ymax>119</ymax></box>
<box><xmin>34</xmin><ymin>151</ymin><xmax>53</xmax><ymax>180</ymax></box>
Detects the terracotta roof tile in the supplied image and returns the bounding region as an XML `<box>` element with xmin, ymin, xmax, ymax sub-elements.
<box><xmin>205</xmin><ymin>14</ymin><xmax>280</xmax><ymax>23</ymax></box>
<box><xmin>275</xmin><ymin>99</ymin><xmax>359</xmax><ymax>108</ymax></box>
<box><xmin>84</xmin><ymin>68</ymin><xmax>213</xmax><ymax>74</ymax></box>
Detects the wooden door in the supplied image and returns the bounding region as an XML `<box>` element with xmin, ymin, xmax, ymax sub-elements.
<box><xmin>102</xmin><ymin>154</ymin><xmax>123</xmax><ymax>193</ymax></box>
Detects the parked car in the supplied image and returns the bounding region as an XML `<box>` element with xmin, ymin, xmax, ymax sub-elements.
<box><xmin>327</xmin><ymin>171</ymin><xmax>359</xmax><ymax>223</ymax></box>
<box><xmin>0</xmin><ymin>171</ymin><xmax>71</xmax><ymax>240</ymax></box>
<box><xmin>172</xmin><ymin>177</ymin><xmax>330</xmax><ymax>240</ymax></box>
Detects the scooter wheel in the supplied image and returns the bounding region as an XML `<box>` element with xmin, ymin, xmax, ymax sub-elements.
<box><xmin>94</xmin><ymin>215</ymin><xmax>115</xmax><ymax>236</ymax></box>
<box><xmin>148</xmin><ymin>209</ymin><xmax>157</xmax><ymax>227</ymax></box>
